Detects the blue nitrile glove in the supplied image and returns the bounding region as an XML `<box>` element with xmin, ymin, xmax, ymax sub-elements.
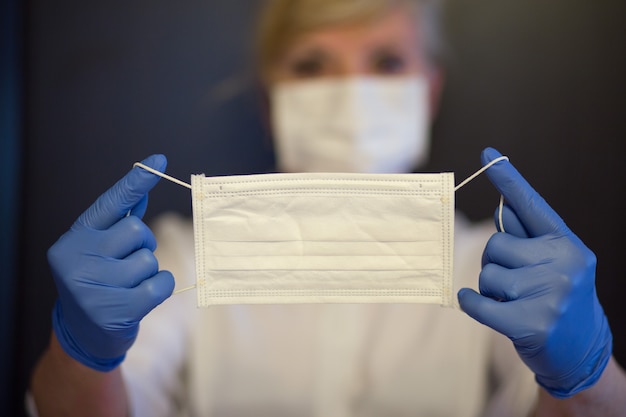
<box><xmin>48</xmin><ymin>154</ymin><xmax>175</xmax><ymax>371</ymax></box>
<box><xmin>458</xmin><ymin>147</ymin><xmax>612</xmax><ymax>399</ymax></box>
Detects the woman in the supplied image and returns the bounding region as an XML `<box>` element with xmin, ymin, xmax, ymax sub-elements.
<box><xmin>30</xmin><ymin>1</ymin><xmax>625</xmax><ymax>416</ymax></box>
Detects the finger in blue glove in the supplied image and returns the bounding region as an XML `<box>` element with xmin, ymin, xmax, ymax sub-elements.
<box><xmin>458</xmin><ymin>147</ymin><xmax>612</xmax><ymax>398</ymax></box>
<box><xmin>48</xmin><ymin>154</ymin><xmax>175</xmax><ymax>371</ymax></box>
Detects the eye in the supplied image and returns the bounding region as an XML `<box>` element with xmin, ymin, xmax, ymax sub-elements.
<box><xmin>285</xmin><ymin>49</ymin><xmax>328</xmax><ymax>78</ymax></box>
<box><xmin>373</xmin><ymin>51</ymin><xmax>407</xmax><ymax>75</ymax></box>
<box><xmin>290</xmin><ymin>57</ymin><xmax>324</xmax><ymax>77</ymax></box>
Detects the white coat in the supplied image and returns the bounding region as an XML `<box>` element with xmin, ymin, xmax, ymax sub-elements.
<box><xmin>121</xmin><ymin>213</ymin><xmax>538</xmax><ymax>417</ymax></box>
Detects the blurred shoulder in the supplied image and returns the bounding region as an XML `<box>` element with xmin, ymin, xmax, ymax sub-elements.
<box><xmin>151</xmin><ymin>212</ymin><xmax>193</xmax><ymax>241</ymax></box>
<box><xmin>455</xmin><ymin>211</ymin><xmax>495</xmax><ymax>250</ymax></box>
<box><xmin>151</xmin><ymin>212</ymin><xmax>195</xmax><ymax>288</ymax></box>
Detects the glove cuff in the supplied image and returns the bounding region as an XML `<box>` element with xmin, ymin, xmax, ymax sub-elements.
<box><xmin>52</xmin><ymin>300</ymin><xmax>125</xmax><ymax>372</ymax></box>
<box><xmin>536</xmin><ymin>320</ymin><xmax>613</xmax><ymax>399</ymax></box>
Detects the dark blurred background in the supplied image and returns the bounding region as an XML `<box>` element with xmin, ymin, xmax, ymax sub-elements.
<box><xmin>2</xmin><ymin>0</ymin><xmax>624</xmax><ymax>415</ymax></box>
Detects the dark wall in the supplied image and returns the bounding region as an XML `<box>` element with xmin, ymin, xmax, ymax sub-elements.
<box><xmin>11</xmin><ymin>0</ymin><xmax>625</xmax><ymax>414</ymax></box>
<box><xmin>1</xmin><ymin>0</ymin><xmax>23</xmax><ymax>415</ymax></box>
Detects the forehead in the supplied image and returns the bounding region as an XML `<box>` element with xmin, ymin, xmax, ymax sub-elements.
<box><xmin>286</xmin><ymin>7</ymin><xmax>422</xmax><ymax>53</ymax></box>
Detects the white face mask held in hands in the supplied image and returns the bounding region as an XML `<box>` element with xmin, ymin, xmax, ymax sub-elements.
<box><xmin>134</xmin><ymin>156</ymin><xmax>508</xmax><ymax>308</ymax></box>
<box><xmin>271</xmin><ymin>76</ymin><xmax>431</xmax><ymax>173</ymax></box>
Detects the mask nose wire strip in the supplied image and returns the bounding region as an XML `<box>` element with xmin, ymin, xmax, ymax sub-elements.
<box><xmin>133</xmin><ymin>162</ymin><xmax>196</xmax><ymax>295</ymax></box>
<box><xmin>453</xmin><ymin>156</ymin><xmax>509</xmax><ymax>233</ymax></box>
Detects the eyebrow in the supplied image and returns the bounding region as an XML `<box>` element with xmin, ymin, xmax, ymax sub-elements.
<box><xmin>287</xmin><ymin>47</ymin><xmax>330</xmax><ymax>61</ymax></box>
<box><xmin>367</xmin><ymin>41</ymin><xmax>411</xmax><ymax>53</ymax></box>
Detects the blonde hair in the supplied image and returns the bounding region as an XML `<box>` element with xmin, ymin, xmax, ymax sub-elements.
<box><xmin>256</xmin><ymin>0</ymin><xmax>445</xmax><ymax>80</ymax></box>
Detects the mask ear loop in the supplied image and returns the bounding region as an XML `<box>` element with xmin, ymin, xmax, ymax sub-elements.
<box><xmin>454</xmin><ymin>156</ymin><xmax>509</xmax><ymax>233</ymax></box>
<box><xmin>133</xmin><ymin>162</ymin><xmax>196</xmax><ymax>295</ymax></box>
<box><xmin>133</xmin><ymin>162</ymin><xmax>192</xmax><ymax>189</ymax></box>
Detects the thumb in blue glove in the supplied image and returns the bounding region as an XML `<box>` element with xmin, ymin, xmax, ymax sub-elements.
<box><xmin>458</xmin><ymin>147</ymin><xmax>612</xmax><ymax>398</ymax></box>
<box><xmin>48</xmin><ymin>154</ymin><xmax>175</xmax><ymax>371</ymax></box>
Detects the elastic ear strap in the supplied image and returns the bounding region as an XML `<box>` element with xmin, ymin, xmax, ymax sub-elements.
<box><xmin>498</xmin><ymin>195</ymin><xmax>505</xmax><ymax>233</ymax></box>
<box><xmin>173</xmin><ymin>284</ymin><xmax>197</xmax><ymax>295</ymax></box>
<box><xmin>454</xmin><ymin>155</ymin><xmax>509</xmax><ymax>233</ymax></box>
<box><xmin>453</xmin><ymin>156</ymin><xmax>509</xmax><ymax>191</ymax></box>
<box><xmin>133</xmin><ymin>162</ymin><xmax>192</xmax><ymax>189</ymax></box>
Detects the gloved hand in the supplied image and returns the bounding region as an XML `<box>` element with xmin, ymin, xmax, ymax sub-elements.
<box><xmin>48</xmin><ymin>154</ymin><xmax>175</xmax><ymax>371</ymax></box>
<box><xmin>458</xmin><ymin>147</ymin><xmax>612</xmax><ymax>399</ymax></box>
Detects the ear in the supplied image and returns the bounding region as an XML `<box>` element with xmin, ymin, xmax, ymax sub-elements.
<box><xmin>426</xmin><ymin>66</ymin><xmax>445</xmax><ymax>121</ymax></box>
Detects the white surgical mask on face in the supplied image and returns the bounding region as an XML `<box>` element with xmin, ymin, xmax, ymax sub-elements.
<box><xmin>271</xmin><ymin>76</ymin><xmax>431</xmax><ymax>174</ymax></box>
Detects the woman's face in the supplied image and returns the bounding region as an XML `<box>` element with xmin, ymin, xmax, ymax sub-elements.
<box><xmin>269</xmin><ymin>5</ymin><xmax>431</xmax><ymax>83</ymax></box>
<box><xmin>267</xmin><ymin>3</ymin><xmax>444</xmax><ymax>174</ymax></box>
